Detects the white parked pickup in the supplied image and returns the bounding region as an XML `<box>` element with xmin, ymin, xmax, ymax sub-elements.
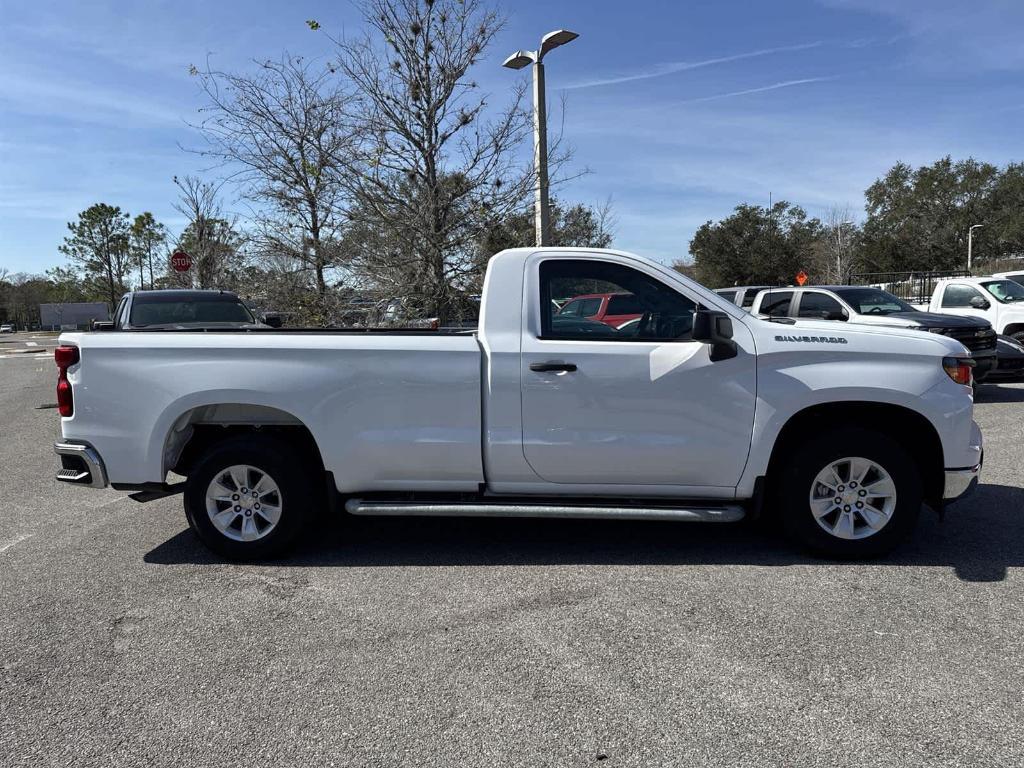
<box><xmin>54</xmin><ymin>248</ymin><xmax>983</xmax><ymax>559</ymax></box>
<box><xmin>926</xmin><ymin>276</ymin><xmax>1024</xmax><ymax>342</ymax></box>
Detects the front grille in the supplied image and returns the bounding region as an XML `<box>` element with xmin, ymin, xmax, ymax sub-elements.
<box><xmin>944</xmin><ymin>327</ymin><xmax>997</xmax><ymax>353</ymax></box>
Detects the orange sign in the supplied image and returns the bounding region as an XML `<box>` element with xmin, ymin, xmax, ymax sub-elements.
<box><xmin>795</xmin><ymin>270</ymin><xmax>808</xmax><ymax>286</ymax></box>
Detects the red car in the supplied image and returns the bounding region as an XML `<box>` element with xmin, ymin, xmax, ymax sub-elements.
<box><xmin>557</xmin><ymin>292</ymin><xmax>644</xmax><ymax>328</ymax></box>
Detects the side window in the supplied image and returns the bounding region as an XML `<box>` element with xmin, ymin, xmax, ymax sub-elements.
<box><xmin>1006</xmin><ymin>274</ymin><xmax>1024</xmax><ymax>287</ymax></box>
<box><xmin>759</xmin><ymin>290</ymin><xmax>794</xmax><ymax>317</ymax></box>
<box><xmin>740</xmin><ymin>291</ymin><xmax>760</xmax><ymax>308</ymax></box>
<box><xmin>607</xmin><ymin>294</ymin><xmax>645</xmax><ymax>315</ymax></box>
<box><xmin>716</xmin><ymin>290</ymin><xmax>738</xmax><ymax>305</ymax></box>
<box><xmin>798</xmin><ymin>292</ymin><xmax>844</xmax><ymax>319</ymax></box>
<box><xmin>942</xmin><ymin>284</ymin><xmax>983</xmax><ymax>308</ymax></box>
<box><xmin>578</xmin><ymin>298</ymin><xmax>603</xmax><ymax>318</ymax></box>
<box><xmin>558</xmin><ymin>299</ymin><xmax>583</xmax><ymax>317</ymax></box>
<box><xmin>540</xmin><ymin>260</ymin><xmax>697</xmax><ymax>341</ymax></box>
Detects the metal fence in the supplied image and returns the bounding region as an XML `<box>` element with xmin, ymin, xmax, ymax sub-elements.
<box><xmin>847</xmin><ymin>270</ymin><xmax>972</xmax><ymax>305</ymax></box>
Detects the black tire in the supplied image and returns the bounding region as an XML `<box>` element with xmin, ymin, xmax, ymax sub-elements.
<box><xmin>184</xmin><ymin>434</ymin><xmax>315</xmax><ymax>560</ymax></box>
<box><xmin>773</xmin><ymin>427</ymin><xmax>922</xmax><ymax>558</ymax></box>
<box><xmin>1011</xmin><ymin>331</ymin><xmax>1024</xmax><ymax>345</ymax></box>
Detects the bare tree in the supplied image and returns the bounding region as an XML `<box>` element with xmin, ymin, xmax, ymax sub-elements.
<box><xmin>334</xmin><ymin>0</ymin><xmax>534</xmax><ymax>322</ymax></box>
<box><xmin>172</xmin><ymin>176</ymin><xmax>245</xmax><ymax>289</ymax></box>
<box><xmin>190</xmin><ymin>54</ymin><xmax>355</xmax><ymax>308</ymax></box>
<box><xmin>820</xmin><ymin>204</ymin><xmax>861</xmax><ymax>283</ymax></box>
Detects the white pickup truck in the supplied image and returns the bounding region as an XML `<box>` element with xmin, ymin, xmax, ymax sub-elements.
<box><xmin>925</xmin><ymin>277</ymin><xmax>1024</xmax><ymax>341</ymax></box>
<box><xmin>53</xmin><ymin>248</ymin><xmax>983</xmax><ymax>560</ymax></box>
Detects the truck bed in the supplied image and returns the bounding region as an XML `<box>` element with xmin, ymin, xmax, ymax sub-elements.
<box><xmin>58</xmin><ymin>330</ymin><xmax>485</xmax><ymax>491</ymax></box>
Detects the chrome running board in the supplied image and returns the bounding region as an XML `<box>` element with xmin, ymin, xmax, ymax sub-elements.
<box><xmin>345</xmin><ymin>499</ymin><xmax>745</xmax><ymax>523</ymax></box>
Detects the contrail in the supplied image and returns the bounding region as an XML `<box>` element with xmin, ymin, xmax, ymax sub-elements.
<box><xmin>563</xmin><ymin>41</ymin><xmax>823</xmax><ymax>90</ymax></box>
<box><xmin>679</xmin><ymin>77</ymin><xmax>836</xmax><ymax>104</ymax></box>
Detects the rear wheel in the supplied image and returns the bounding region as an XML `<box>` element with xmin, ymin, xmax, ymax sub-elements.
<box><xmin>774</xmin><ymin>427</ymin><xmax>921</xmax><ymax>558</ymax></box>
<box><xmin>184</xmin><ymin>434</ymin><xmax>314</xmax><ymax>559</ymax></box>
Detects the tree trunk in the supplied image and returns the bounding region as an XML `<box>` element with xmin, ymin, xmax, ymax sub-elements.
<box><xmin>104</xmin><ymin>246</ymin><xmax>116</xmax><ymax>310</ymax></box>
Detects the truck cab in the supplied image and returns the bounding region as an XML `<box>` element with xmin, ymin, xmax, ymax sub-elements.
<box><xmin>928</xmin><ymin>278</ymin><xmax>1024</xmax><ymax>342</ymax></box>
<box><xmin>102</xmin><ymin>289</ymin><xmax>273</xmax><ymax>331</ymax></box>
<box><xmin>714</xmin><ymin>285</ymin><xmax>775</xmax><ymax>310</ymax></box>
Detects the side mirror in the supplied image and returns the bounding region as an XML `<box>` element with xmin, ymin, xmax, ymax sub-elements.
<box><xmin>822</xmin><ymin>310</ymin><xmax>847</xmax><ymax>321</ymax></box>
<box><xmin>91</xmin><ymin>320</ymin><xmax>115</xmax><ymax>331</ymax></box>
<box><xmin>969</xmin><ymin>296</ymin><xmax>990</xmax><ymax>310</ymax></box>
<box><xmin>262</xmin><ymin>314</ymin><xmax>283</xmax><ymax>328</ymax></box>
<box><xmin>692</xmin><ymin>309</ymin><xmax>737</xmax><ymax>361</ymax></box>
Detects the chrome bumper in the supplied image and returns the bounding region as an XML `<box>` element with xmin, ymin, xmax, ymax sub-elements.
<box><xmin>943</xmin><ymin>460</ymin><xmax>981</xmax><ymax>502</ymax></box>
<box><xmin>54</xmin><ymin>441</ymin><xmax>109</xmax><ymax>488</ymax></box>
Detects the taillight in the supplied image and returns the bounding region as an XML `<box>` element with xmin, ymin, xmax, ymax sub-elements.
<box><xmin>55</xmin><ymin>345</ymin><xmax>79</xmax><ymax>417</ymax></box>
<box><xmin>942</xmin><ymin>356</ymin><xmax>974</xmax><ymax>387</ymax></box>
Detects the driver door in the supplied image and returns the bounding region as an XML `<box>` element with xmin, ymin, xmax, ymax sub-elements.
<box><xmin>519</xmin><ymin>256</ymin><xmax>756</xmax><ymax>489</ymax></box>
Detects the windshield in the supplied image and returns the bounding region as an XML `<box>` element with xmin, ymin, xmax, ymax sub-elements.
<box><xmin>832</xmin><ymin>287</ymin><xmax>915</xmax><ymax>315</ymax></box>
<box><xmin>982</xmin><ymin>280</ymin><xmax>1024</xmax><ymax>304</ymax></box>
<box><xmin>129</xmin><ymin>295</ymin><xmax>256</xmax><ymax>326</ymax></box>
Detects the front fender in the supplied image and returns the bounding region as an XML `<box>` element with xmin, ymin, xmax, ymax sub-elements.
<box><xmin>737</xmin><ymin>347</ymin><xmax>973</xmax><ymax>496</ymax></box>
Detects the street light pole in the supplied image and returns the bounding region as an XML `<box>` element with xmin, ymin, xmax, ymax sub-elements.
<box><xmin>532</xmin><ymin>59</ymin><xmax>550</xmax><ymax>247</ymax></box>
<box><xmin>504</xmin><ymin>29</ymin><xmax>579</xmax><ymax>247</ymax></box>
<box><xmin>967</xmin><ymin>224</ymin><xmax>984</xmax><ymax>273</ymax></box>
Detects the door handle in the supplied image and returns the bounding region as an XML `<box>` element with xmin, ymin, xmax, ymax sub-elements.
<box><xmin>530</xmin><ymin>362</ymin><xmax>578</xmax><ymax>373</ymax></box>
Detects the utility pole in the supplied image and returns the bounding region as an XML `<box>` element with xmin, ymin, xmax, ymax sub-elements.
<box><xmin>503</xmin><ymin>30</ymin><xmax>579</xmax><ymax>247</ymax></box>
<box><xmin>967</xmin><ymin>224</ymin><xmax>984</xmax><ymax>273</ymax></box>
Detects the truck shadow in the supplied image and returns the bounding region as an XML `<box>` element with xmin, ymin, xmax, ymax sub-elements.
<box><xmin>145</xmin><ymin>483</ymin><xmax>1024</xmax><ymax>583</ymax></box>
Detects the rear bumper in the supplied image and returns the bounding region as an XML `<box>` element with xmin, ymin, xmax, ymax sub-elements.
<box><xmin>54</xmin><ymin>441</ymin><xmax>109</xmax><ymax>489</ymax></box>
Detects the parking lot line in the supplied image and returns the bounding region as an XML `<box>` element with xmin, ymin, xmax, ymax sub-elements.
<box><xmin>0</xmin><ymin>534</ymin><xmax>34</xmax><ymax>553</ymax></box>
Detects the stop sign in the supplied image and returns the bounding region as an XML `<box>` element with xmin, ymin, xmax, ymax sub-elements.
<box><xmin>171</xmin><ymin>251</ymin><xmax>192</xmax><ymax>272</ymax></box>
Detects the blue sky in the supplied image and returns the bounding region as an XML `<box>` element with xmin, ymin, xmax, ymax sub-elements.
<box><xmin>2</xmin><ymin>0</ymin><xmax>1023</xmax><ymax>274</ymax></box>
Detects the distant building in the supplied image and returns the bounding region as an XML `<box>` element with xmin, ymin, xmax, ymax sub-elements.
<box><xmin>39</xmin><ymin>302</ymin><xmax>110</xmax><ymax>331</ymax></box>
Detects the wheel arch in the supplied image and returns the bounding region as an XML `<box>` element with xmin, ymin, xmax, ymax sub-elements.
<box><xmin>765</xmin><ymin>401</ymin><xmax>945</xmax><ymax>509</ymax></box>
<box><xmin>1002</xmin><ymin>323</ymin><xmax>1024</xmax><ymax>338</ymax></box>
<box><xmin>161</xmin><ymin>402</ymin><xmax>326</xmax><ymax>480</ymax></box>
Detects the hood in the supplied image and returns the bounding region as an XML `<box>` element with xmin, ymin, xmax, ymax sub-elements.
<box><xmin>881</xmin><ymin>311</ymin><xmax>990</xmax><ymax>329</ymax></box>
<box><xmin>761</xmin><ymin>316</ymin><xmax>967</xmax><ymax>355</ymax></box>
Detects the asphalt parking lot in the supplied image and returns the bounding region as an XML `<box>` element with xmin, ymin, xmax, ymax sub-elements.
<box><xmin>2</xmin><ymin>353</ymin><xmax>1023</xmax><ymax>767</ymax></box>
<box><xmin>0</xmin><ymin>330</ymin><xmax>59</xmax><ymax>359</ymax></box>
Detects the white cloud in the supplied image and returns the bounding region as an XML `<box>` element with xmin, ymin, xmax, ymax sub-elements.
<box><xmin>817</xmin><ymin>0</ymin><xmax>1024</xmax><ymax>70</ymax></box>
<box><xmin>1</xmin><ymin>72</ymin><xmax>190</xmax><ymax>126</ymax></box>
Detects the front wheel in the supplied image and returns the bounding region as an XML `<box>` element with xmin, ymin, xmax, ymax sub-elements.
<box><xmin>774</xmin><ymin>427</ymin><xmax>922</xmax><ymax>558</ymax></box>
<box><xmin>183</xmin><ymin>434</ymin><xmax>314</xmax><ymax>560</ymax></box>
